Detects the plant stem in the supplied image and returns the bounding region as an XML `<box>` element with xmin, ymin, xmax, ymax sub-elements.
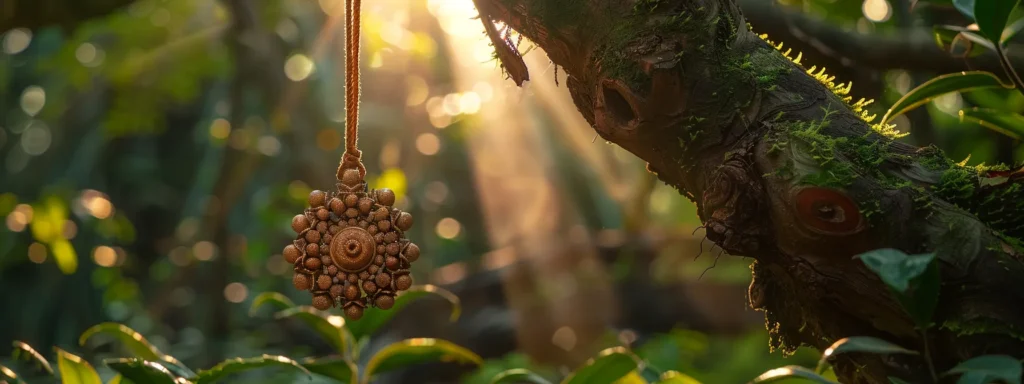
<box><xmin>996</xmin><ymin>44</ymin><xmax>1024</xmax><ymax>95</ymax></box>
<box><xmin>921</xmin><ymin>330</ymin><xmax>939</xmax><ymax>383</ymax></box>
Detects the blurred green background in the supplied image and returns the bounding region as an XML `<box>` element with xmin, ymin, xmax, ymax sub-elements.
<box><xmin>0</xmin><ymin>0</ymin><xmax>1020</xmax><ymax>382</ymax></box>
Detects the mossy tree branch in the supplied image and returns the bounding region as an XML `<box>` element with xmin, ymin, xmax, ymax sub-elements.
<box><xmin>474</xmin><ymin>0</ymin><xmax>1024</xmax><ymax>382</ymax></box>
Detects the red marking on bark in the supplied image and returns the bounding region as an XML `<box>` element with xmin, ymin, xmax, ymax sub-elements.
<box><xmin>794</xmin><ymin>187</ymin><xmax>862</xmax><ymax>235</ymax></box>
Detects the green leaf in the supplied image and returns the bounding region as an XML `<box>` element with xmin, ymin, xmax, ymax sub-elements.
<box><xmin>882</xmin><ymin>71</ymin><xmax>1012</xmax><ymax>124</ymax></box>
<box><xmin>934</xmin><ymin>26</ymin><xmax>991</xmax><ymax>57</ymax></box>
<box><xmin>658</xmin><ymin>371</ymin><xmax>703</xmax><ymax>384</ymax></box>
<box><xmin>194</xmin><ymin>355</ymin><xmax>312</xmax><ymax>384</ymax></box>
<box><xmin>945</xmin><ymin>355</ymin><xmax>1023</xmax><ymax>384</ymax></box>
<box><xmin>108</xmin><ymin>375</ymin><xmax>123</xmax><ymax>384</ymax></box>
<box><xmin>959</xmin><ymin>108</ymin><xmax>1024</xmax><ymax>139</ymax></box>
<box><xmin>816</xmin><ymin>337</ymin><xmax>919</xmax><ymax>373</ymax></box>
<box><xmin>12</xmin><ymin>341</ymin><xmax>54</xmax><ymax>375</ymax></box>
<box><xmin>273</xmin><ymin>306</ymin><xmax>349</xmax><ymax>354</ymax></box>
<box><xmin>857</xmin><ymin>249</ymin><xmax>935</xmax><ymax>292</ymax></box>
<box><xmin>1003</xmin><ymin>17</ymin><xmax>1024</xmax><ymax>44</ymax></box>
<box><xmin>249</xmin><ymin>292</ymin><xmax>296</xmax><ymax>316</ymax></box>
<box><xmin>103</xmin><ymin>358</ymin><xmax>178</xmax><ymax>384</ymax></box>
<box><xmin>55</xmin><ymin>348</ymin><xmax>102</xmax><ymax>384</ymax></box>
<box><xmin>888</xmin><ymin>377</ymin><xmax>913</xmax><ymax>384</ymax></box>
<box><xmin>856</xmin><ymin>249</ymin><xmax>941</xmax><ymax>326</ymax></box>
<box><xmin>347</xmin><ymin>284</ymin><xmax>461</xmax><ymax>340</ymax></box>
<box><xmin>362</xmin><ymin>338</ymin><xmax>483</xmax><ymax>384</ymax></box>
<box><xmin>749</xmin><ymin>366</ymin><xmax>838</xmax><ymax>383</ymax></box>
<box><xmin>974</xmin><ymin>0</ymin><xmax>1021</xmax><ymax>44</ymax></box>
<box><xmin>955</xmin><ymin>0</ymin><xmax>976</xmax><ymax>19</ymax></box>
<box><xmin>560</xmin><ymin>347</ymin><xmax>642</xmax><ymax>384</ymax></box>
<box><xmin>490</xmin><ymin>368</ymin><xmax>554</xmax><ymax>384</ymax></box>
<box><xmin>301</xmin><ymin>356</ymin><xmax>357</xmax><ymax>384</ymax></box>
<box><xmin>78</xmin><ymin>323</ymin><xmax>195</xmax><ymax>378</ymax></box>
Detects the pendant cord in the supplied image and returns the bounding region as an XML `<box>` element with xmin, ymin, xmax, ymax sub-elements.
<box><xmin>338</xmin><ymin>0</ymin><xmax>365</xmax><ymax>179</ymax></box>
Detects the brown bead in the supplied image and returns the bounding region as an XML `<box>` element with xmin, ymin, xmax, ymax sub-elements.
<box><xmin>378</xmin><ymin>220</ymin><xmax>392</xmax><ymax>232</ymax></box>
<box><xmin>377</xmin><ymin>245</ymin><xmax>386</xmax><ymax>255</ymax></box>
<box><xmin>358</xmin><ymin>220</ymin><xmax>368</xmax><ymax>228</ymax></box>
<box><xmin>329</xmin><ymin>284</ymin><xmax>344</xmax><ymax>298</ymax></box>
<box><xmin>292</xmin><ymin>215</ymin><xmax>310</xmax><ymax>233</ymax></box>
<box><xmin>317</xmin><ymin>274</ymin><xmax>333</xmax><ymax>290</ymax></box>
<box><xmin>359</xmin><ymin>271</ymin><xmax>370</xmax><ymax>280</ymax></box>
<box><xmin>374</xmin><ymin>255</ymin><xmax>384</xmax><ymax>265</ymax></box>
<box><xmin>383</xmin><ymin>232</ymin><xmax>398</xmax><ymax>244</ymax></box>
<box><xmin>362</xmin><ymin>280</ymin><xmax>378</xmax><ymax>294</ymax></box>
<box><xmin>293</xmin><ymin>274</ymin><xmax>311</xmax><ymax>290</ymax></box>
<box><xmin>348</xmin><ymin>274</ymin><xmax>359</xmax><ymax>283</ymax></box>
<box><xmin>374</xmin><ymin>233</ymin><xmax>384</xmax><ymax>243</ymax></box>
<box><xmin>367</xmin><ymin>225</ymin><xmax>378</xmax><ymax>235</ymax></box>
<box><xmin>358</xmin><ymin>198</ymin><xmax>374</xmax><ymax>214</ymax></box>
<box><xmin>330</xmin><ymin>225</ymin><xmax>341</xmax><ymax>234</ymax></box>
<box><xmin>305</xmin><ymin>230</ymin><xmax>321</xmax><ymax>243</ymax></box>
<box><xmin>283</xmin><ymin>245</ymin><xmax>301</xmax><ymax>263</ymax></box>
<box><xmin>395</xmin><ymin>274</ymin><xmax>413</xmax><ymax>291</ymax></box>
<box><xmin>375</xmin><ymin>294</ymin><xmax>395</xmax><ymax>310</ymax></box>
<box><xmin>320</xmin><ymin>243</ymin><xmax>330</xmax><ymax>255</ymax></box>
<box><xmin>330</xmin><ymin>198</ymin><xmax>345</xmax><ymax>215</ymax></box>
<box><xmin>317</xmin><ymin>208</ymin><xmax>330</xmax><ymax>221</ymax></box>
<box><xmin>309</xmin><ymin>190</ymin><xmax>327</xmax><ymax>207</ymax></box>
<box><xmin>338</xmin><ymin>272</ymin><xmax>348</xmax><ymax>281</ymax></box>
<box><xmin>348</xmin><ymin>219</ymin><xmax>357</xmax><ymax>226</ymax></box>
<box><xmin>404</xmin><ymin>243</ymin><xmax>420</xmax><ymax>262</ymax></box>
<box><xmin>345</xmin><ymin>207</ymin><xmax>359</xmax><ymax>218</ymax></box>
<box><xmin>344</xmin><ymin>284</ymin><xmax>360</xmax><ymax>300</ymax></box>
<box><xmin>306</xmin><ymin>243</ymin><xmax>320</xmax><ymax>257</ymax></box>
<box><xmin>323</xmin><ymin>234</ymin><xmax>333</xmax><ymax>244</ymax></box>
<box><xmin>341</xmin><ymin>169</ymin><xmax>362</xmax><ymax>187</ymax></box>
<box><xmin>305</xmin><ymin>257</ymin><xmax>322</xmax><ymax>270</ymax></box>
<box><xmin>312</xmin><ymin>295</ymin><xmax>332</xmax><ymax>310</ymax></box>
<box><xmin>386</xmin><ymin>243</ymin><xmax>400</xmax><ymax>256</ymax></box>
<box><xmin>376</xmin><ymin>189</ymin><xmax>396</xmax><ymax>206</ymax></box>
<box><xmin>395</xmin><ymin>212</ymin><xmax>413</xmax><ymax>231</ymax></box>
<box><xmin>327</xmin><ymin>265</ymin><xmax>338</xmax><ymax>275</ymax></box>
<box><xmin>344</xmin><ymin>194</ymin><xmax>359</xmax><ymax>208</ymax></box>
<box><xmin>368</xmin><ymin>265</ymin><xmax>379</xmax><ymax>273</ymax></box>
<box><xmin>345</xmin><ymin>305</ymin><xmax>364</xmax><ymax>320</ymax></box>
<box><xmin>376</xmin><ymin>273</ymin><xmax>392</xmax><ymax>287</ymax></box>
<box><xmin>385</xmin><ymin>256</ymin><xmax>399</xmax><ymax>269</ymax></box>
<box><xmin>316</xmin><ymin>221</ymin><xmax>328</xmax><ymax>233</ymax></box>
<box><xmin>322</xmin><ymin>255</ymin><xmax>333</xmax><ymax>265</ymax></box>
<box><xmin>374</xmin><ymin>207</ymin><xmax>389</xmax><ymax>222</ymax></box>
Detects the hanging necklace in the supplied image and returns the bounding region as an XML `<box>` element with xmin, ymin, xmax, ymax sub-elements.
<box><xmin>284</xmin><ymin>0</ymin><xmax>419</xmax><ymax>320</ymax></box>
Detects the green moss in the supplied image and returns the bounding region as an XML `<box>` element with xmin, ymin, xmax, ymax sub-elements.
<box><xmin>940</xmin><ymin>319</ymin><xmax>1024</xmax><ymax>342</ymax></box>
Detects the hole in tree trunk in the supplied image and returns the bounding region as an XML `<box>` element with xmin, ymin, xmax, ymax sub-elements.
<box><xmin>602</xmin><ymin>85</ymin><xmax>636</xmax><ymax>125</ymax></box>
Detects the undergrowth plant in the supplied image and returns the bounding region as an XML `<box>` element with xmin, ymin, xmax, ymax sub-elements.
<box><xmin>0</xmin><ymin>284</ymin><xmax>481</xmax><ymax>384</ymax></box>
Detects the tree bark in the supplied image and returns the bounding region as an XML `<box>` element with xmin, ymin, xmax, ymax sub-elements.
<box><xmin>474</xmin><ymin>0</ymin><xmax>1024</xmax><ymax>382</ymax></box>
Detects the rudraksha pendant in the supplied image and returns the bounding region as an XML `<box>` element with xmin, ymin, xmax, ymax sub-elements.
<box><xmin>285</xmin><ymin>167</ymin><xmax>419</xmax><ymax>320</ymax></box>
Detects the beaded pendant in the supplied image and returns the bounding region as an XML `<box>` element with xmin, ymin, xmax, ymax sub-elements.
<box><xmin>284</xmin><ymin>166</ymin><xmax>419</xmax><ymax>320</ymax></box>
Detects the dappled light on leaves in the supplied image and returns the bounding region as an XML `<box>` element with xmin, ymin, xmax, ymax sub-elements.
<box><xmin>224</xmin><ymin>282</ymin><xmax>248</xmax><ymax>303</ymax></box>
<box><xmin>435</xmin><ymin>217</ymin><xmax>461</xmax><ymax>239</ymax></box>
<box><xmin>862</xmin><ymin>0</ymin><xmax>892</xmax><ymax>23</ymax></box>
<box><xmin>284</xmin><ymin>54</ymin><xmax>315</xmax><ymax>81</ymax></box>
<box><xmin>92</xmin><ymin>246</ymin><xmax>117</xmax><ymax>267</ymax></box>
<box><xmin>20</xmin><ymin>86</ymin><xmax>46</xmax><ymax>117</ymax></box>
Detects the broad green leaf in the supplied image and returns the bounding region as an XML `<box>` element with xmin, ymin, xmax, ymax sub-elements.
<box><xmin>347</xmin><ymin>285</ymin><xmax>461</xmax><ymax>340</ymax></box>
<box><xmin>108</xmin><ymin>375</ymin><xmax>123</xmax><ymax>384</ymax></box>
<box><xmin>194</xmin><ymin>355</ymin><xmax>311</xmax><ymax>384</ymax></box>
<box><xmin>954</xmin><ymin>0</ymin><xmax>976</xmax><ymax>20</ymax></box>
<box><xmin>956</xmin><ymin>371</ymin><xmax>1001</xmax><ymax>384</ymax></box>
<box><xmin>561</xmin><ymin>347</ymin><xmax>642</xmax><ymax>384</ymax></box>
<box><xmin>79</xmin><ymin>323</ymin><xmax>195</xmax><ymax>378</ymax></box>
<box><xmin>974</xmin><ymin>0</ymin><xmax>1021</xmax><ymax>44</ymax></box>
<box><xmin>249</xmin><ymin>292</ymin><xmax>296</xmax><ymax>316</ymax></box>
<box><xmin>856</xmin><ymin>249</ymin><xmax>941</xmax><ymax>326</ymax></box>
<box><xmin>1003</xmin><ymin>17</ymin><xmax>1024</xmax><ymax>44</ymax></box>
<box><xmin>55</xmin><ymin>348</ymin><xmax>102</xmax><ymax>384</ymax></box>
<box><xmin>959</xmin><ymin>108</ymin><xmax>1024</xmax><ymax>139</ymax></box>
<box><xmin>856</xmin><ymin>249</ymin><xmax>935</xmax><ymax>292</ymax></box>
<box><xmin>882</xmin><ymin>71</ymin><xmax>1012</xmax><ymax>124</ymax></box>
<box><xmin>613</xmin><ymin>372</ymin><xmax>647</xmax><ymax>384</ymax></box>
<box><xmin>658</xmin><ymin>371</ymin><xmax>702</xmax><ymax>384</ymax></box>
<box><xmin>273</xmin><ymin>306</ymin><xmax>349</xmax><ymax>354</ymax></box>
<box><xmin>945</xmin><ymin>355</ymin><xmax>1022</xmax><ymax>384</ymax></box>
<box><xmin>490</xmin><ymin>368</ymin><xmax>553</xmax><ymax>384</ymax></box>
<box><xmin>749</xmin><ymin>366</ymin><xmax>838</xmax><ymax>383</ymax></box>
<box><xmin>103</xmin><ymin>358</ymin><xmax>178</xmax><ymax>384</ymax></box>
<box><xmin>816</xmin><ymin>337</ymin><xmax>919</xmax><ymax>373</ymax></box>
<box><xmin>639</xmin><ymin>364</ymin><xmax>665</xmax><ymax>382</ymax></box>
<box><xmin>301</xmin><ymin>356</ymin><xmax>357</xmax><ymax>384</ymax></box>
<box><xmin>362</xmin><ymin>338</ymin><xmax>483</xmax><ymax>384</ymax></box>
<box><xmin>12</xmin><ymin>341</ymin><xmax>54</xmax><ymax>375</ymax></box>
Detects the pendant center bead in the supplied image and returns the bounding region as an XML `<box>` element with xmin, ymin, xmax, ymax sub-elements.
<box><xmin>331</xmin><ymin>227</ymin><xmax>376</xmax><ymax>272</ymax></box>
